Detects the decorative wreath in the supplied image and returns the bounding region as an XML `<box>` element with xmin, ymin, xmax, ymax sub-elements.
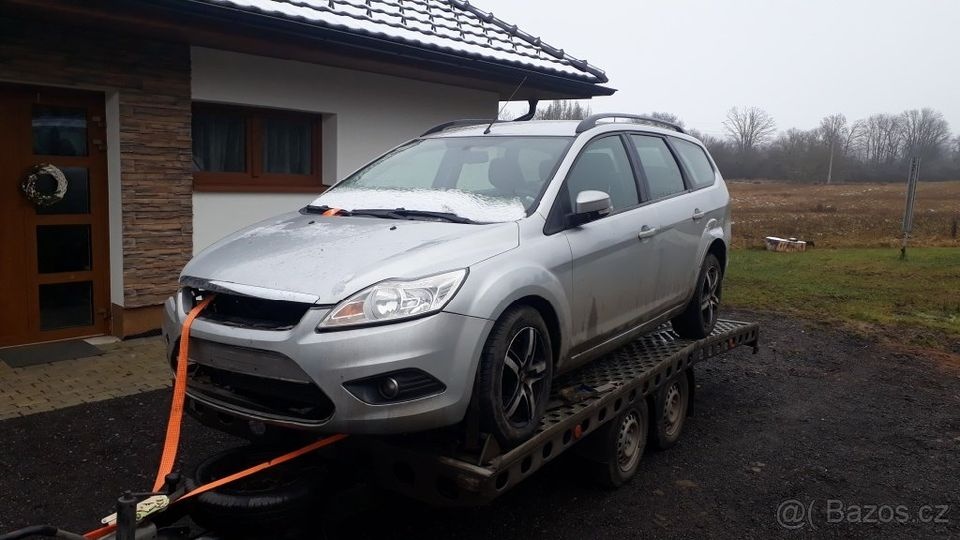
<box><xmin>21</xmin><ymin>163</ymin><xmax>68</xmax><ymax>207</ymax></box>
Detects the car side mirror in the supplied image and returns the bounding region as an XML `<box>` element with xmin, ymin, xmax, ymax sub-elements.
<box><xmin>568</xmin><ymin>190</ymin><xmax>612</xmax><ymax>226</ymax></box>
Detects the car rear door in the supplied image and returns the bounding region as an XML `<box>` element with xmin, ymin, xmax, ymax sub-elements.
<box><xmin>626</xmin><ymin>134</ymin><xmax>701</xmax><ymax>311</ymax></box>
<box><xmin>557</xmin><ymin>135</ymin><xmax>661</xmax><ymax>360</ymax></box>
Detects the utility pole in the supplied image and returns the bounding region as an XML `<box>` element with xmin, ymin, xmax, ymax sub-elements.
<box><xmin>900</xmin><ymin>156</ymin><xmax>921</xmax><ymax>260</ymax></box>
<box><xmin>826</xmin><ymin>140</ymin><xmax>834</xmax><ymax>184</ymax></box>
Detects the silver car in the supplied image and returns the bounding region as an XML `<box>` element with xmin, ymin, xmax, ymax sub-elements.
<box><xmin>162</xmin><ymin>114</ymin><xmax>730</xmax><ymax>447</ymax></box>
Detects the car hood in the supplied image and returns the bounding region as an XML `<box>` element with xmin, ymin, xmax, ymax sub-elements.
<box><xmin>181</xmin><ymin>212</ymin><xmax>519</xmax><ymax>304</ymax></box>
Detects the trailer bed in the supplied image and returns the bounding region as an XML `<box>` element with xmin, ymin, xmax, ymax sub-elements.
<box><xmin>352</xmin><ymin>319</ymin><xmax>760</xmax><ymax>505</ymax></box>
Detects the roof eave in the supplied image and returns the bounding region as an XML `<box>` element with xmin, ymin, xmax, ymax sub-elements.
<box><xmin>165</xmin><ymin>0</ymin><xmax>615</xmax><ymax>99</ymax></box>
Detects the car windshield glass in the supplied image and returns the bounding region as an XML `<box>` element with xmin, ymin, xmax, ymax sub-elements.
<box><xmin>313</xmin><ymin>136</ymin><xmax>572</xmax><ymax>223</ymax></box>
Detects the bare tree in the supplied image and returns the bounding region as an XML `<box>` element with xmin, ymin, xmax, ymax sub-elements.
<box><xmin>819</xmin><ymin>113</ymin><xmax>862</xmax><ymax>183</ymax></box>
<box><xmin>722</xmin><ymin>106</ymin><xmax>776</xmax><ymax>153</ymax></box>
<box><xmin>899</xmin><ymin>108</ymin><xmax>951</xmax><ymax>162</ymax></box>
<box><xmin>644</xmin><ymin>112</ymin><xmax>685</xmax><ymax>128</ymax></box>
<box><xmin>858</xmin><ymin>113</ymin><xmax>903</xmax><ymax>166</ymax></box>
<box><xmin>535</xmin><ymin>100</ymin><xmax>592</xmax><ymax>120</ymax></box>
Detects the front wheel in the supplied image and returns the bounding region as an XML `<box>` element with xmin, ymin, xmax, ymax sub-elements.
<box><xmin>671</xmin><ymin>253</ymin><xmax>722</xmax><ymax>339</ymax></box>
<box><xmin>477</xmin><ymin>306</ymin><xmax>553</xmax><ymax>448</ymax></box>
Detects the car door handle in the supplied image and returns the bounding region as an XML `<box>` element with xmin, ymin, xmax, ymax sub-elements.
<box><xmin>637</xmin><ymin>226</ymin><xmax>658</xmax><ymax>240</ymax></box>
<box><xmin>692</xmin><ymin>209</ymin><xmax>706</xmax><ymax>221</ymax></box>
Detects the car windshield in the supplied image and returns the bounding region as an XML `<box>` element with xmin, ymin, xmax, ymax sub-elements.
<box><xmin>313</xmin><ymin>136</ymin><xmax>572</xmax><ymax>223</ymax></box>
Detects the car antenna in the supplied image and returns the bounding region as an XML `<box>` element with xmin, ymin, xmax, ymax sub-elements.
<box><xmin>484</xmin><ymin>76</ymin><xmax>528</xmax><ymax>134</ymax></box>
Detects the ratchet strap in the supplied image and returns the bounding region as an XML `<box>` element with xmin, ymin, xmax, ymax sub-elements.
<box><xmin>83</xmin><ymin>295</ymin><xmax>347</xmax><ymax>539</ymax></box>
<box><xmin>152</xmin><ymin>295</ymin><xmax>214</xmax><ymax>492</ymax></box>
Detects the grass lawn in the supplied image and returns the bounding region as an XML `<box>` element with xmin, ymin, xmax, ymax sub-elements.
<box><xmin>724</xmin><ymin>247</ymin><xmax>960</xmax><ymax>354</ymax></box>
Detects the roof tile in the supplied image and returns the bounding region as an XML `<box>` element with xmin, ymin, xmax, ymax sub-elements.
<box><xmin>198</xmin><ymin>0</ymin><xmax>607</xmax><ymax>83</ymax></box>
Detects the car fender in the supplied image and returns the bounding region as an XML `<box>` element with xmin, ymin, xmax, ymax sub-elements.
<box><xmin>444</xmin><ymin>256</ymin><xmax>573</xmax><ymax>362</ymax></box>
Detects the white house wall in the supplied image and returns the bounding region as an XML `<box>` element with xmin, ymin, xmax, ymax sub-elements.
<box><xmin>190</xmin><ymin>47</ymin><xmax>499</xmax><ymax>253</ymax></box>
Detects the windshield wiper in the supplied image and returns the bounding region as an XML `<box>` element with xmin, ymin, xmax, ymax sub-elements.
<box><xmin>349</xmin><ymin>208</ymin><xmax>476</xmax><ymax>224</ymax></box>
<box><xmin>304</xmin><ymin>205</ymin><xmax>475</xmax><ymax>224</ymax></box>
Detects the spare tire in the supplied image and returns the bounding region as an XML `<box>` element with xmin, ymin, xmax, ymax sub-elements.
<box><xmin>185</xmin><ymin>445</ymin><xmax>325</xmax><ymax>534</ymax></box>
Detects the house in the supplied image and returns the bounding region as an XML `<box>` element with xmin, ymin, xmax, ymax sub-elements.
<box><xmin>0</xmin><ymin>0</ymin><xmax>613</xmax><ymax>347</ymax></box>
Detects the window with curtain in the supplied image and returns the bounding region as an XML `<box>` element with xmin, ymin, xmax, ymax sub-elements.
<box><xmin>192</xmin><ymin>103</ymin><xmax>322</xmax><ymax>192</ymax></box>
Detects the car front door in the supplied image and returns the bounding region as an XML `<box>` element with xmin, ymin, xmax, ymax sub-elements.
<box><xmin>558</xmin><ymin>135</ymin><xmax>661</xmax><ymax>362</ymax></box>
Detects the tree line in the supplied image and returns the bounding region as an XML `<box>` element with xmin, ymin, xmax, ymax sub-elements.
<box><xmin>531</xmin><ymin>101</ymin><xmax>960</xmax><ymax>182</ymax></box>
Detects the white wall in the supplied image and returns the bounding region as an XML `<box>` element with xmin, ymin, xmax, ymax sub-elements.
<box><xmin>190</xmin><ymin>47</ymin><xmax>499</xmax><ymax>253</ymax></box>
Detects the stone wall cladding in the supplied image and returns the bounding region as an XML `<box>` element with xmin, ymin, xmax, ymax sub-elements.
<box><xmin>0</xmin><ymin>15</ymin><xmax>193</xmax><ymax>308</ymax></box>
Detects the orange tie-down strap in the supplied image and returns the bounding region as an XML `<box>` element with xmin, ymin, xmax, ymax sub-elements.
<box><xmin>83</xmin><ymin>295</ymin><xmax>347</xmax><ymax>540</ymax></box>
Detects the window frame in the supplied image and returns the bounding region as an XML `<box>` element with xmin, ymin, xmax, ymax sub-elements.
<box><xmin>192</xmin><ymin>103</ymin><xmax>324</xmax><ymax>193</ymax></box>
<box><xmin>544</xmin><ymin>132</ymin><xmax>646</xmax><ymax>234</ymax></box>
<box><xmin>626</xmin><ymin>132</ymin><xmax>690</xmax><ymax>203</ymax></box>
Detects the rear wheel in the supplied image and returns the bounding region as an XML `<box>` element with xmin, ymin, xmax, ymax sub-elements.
<box><xmin>477</xmin><ymin>306</ymin><xmax>553</xmax><ymax>448</ymax></box>
<box><xmin>672</xmin><ymin>253</ymin><xmax>722</xmax><ymax>339</ymax></box>
<box><xmin>581</xmin><ymin>400</ymin><xmax>649</xmax><ymax>488</ymax></box>
<box><xmin>650</xmin><ymin>373</ymin><xmax>690</xmax><ymax>450</ymax></box>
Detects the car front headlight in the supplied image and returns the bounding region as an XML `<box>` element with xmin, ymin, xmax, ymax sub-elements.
<box><xmin>318</xmin><ymin>269</ymin><xmax>467</xmax><ymax>330</ymax></box>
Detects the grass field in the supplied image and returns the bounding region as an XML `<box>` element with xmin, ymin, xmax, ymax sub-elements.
<box><xmin>724</xmin><ymin>247</ymin><xmax>960</xmax><ymax>356</ymax></box>
<box><xmin>728</xmin><ymin>180</ymin><xmax>960</xmax><ymax>249</ymax></box>
<box><xmin>724</xmin><ymin>180</ymin><xmax>959</xmax><ymax>356</ymax></box>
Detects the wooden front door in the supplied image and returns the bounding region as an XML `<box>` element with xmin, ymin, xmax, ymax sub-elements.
<box><xmin>0</xmin><ymin>85</ymin><xmax>110</xmax><ymax>347</ymax></box>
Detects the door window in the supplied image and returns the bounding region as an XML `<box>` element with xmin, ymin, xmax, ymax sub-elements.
<box><xmin>671</xmin><ymin>138</ymin><xmax>716</xmax><ymax>188</ymax></box>
<box><xmin>566</xmin><ymin>136</ymin><xmax>639</xmax><ymax>211</ymax></box>
<box><xmin>35</xmin><ymin>167</ymin><xmax>90</xmax><ymax>215</ymax></box>
<box><xmin>32</xmin><ymin>105</ymin><xmax>88</xmax><ymax>156</ymax></box>
<box><xmin>629</xmin><ymin>135</ymin><xmax>685</xmax><ymax>200</ymax></box>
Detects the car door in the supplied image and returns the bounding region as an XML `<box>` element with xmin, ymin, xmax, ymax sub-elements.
<box><xmin>558</xmin><ymin>135</ymin><xmax>661</xmax><ymax>359</ymax></box>
<box><xmin>627</xmin><ymin>134</ymin><xmax>700</xmax><ymax>311</ymax></box>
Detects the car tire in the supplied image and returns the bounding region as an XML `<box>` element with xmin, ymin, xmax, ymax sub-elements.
<box><xmin>650</xmin><ymin>373</ymin><xmax>690</xmax><ymax>450</ymax></box>
<box><xmin>671</xmin><ymin>253</ymin><xmax>722</xmax><ymax>339</ymax></box>
<box><xmin>581</xmin><ymin>400</ymin><xmax>649</xmax><ymax>489</ymax></box>
<box><xmin>477</xmin><ymin>306</ymin><xmax>554</xmax><ymax>448</ymax></box>
<box><xmin>185</xmin><ymin>446</ymin><xmax>325</xmax><ymax>534</ymax></box>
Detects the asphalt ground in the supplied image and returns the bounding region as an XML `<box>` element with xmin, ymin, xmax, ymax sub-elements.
<box><xmin>1</xmin><ymin>309</ymin><xmax>958</xmax><ymax>539</ymax></box>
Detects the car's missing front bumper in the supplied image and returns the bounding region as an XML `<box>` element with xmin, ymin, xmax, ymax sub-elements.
<box><xmin>161</xmin><ymin>292</ymin><xmax>493</xmax><ymax>435</ymax></box>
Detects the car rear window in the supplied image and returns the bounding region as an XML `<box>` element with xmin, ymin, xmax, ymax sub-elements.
<box><xmin>671</xmin><ymin>138</ymin><xmax>716</xmax><ymax>188</ymax></box>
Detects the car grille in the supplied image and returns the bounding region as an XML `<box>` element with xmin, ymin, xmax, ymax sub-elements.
<box><xmin>188</xmin><ymin>289</ymin><xmax>313</xmax><ymax>331</ymax></box>
<box><xmin>182</xmin><ymin>338</ymin><xmax>334</xmax><ymax>426</ymax></box>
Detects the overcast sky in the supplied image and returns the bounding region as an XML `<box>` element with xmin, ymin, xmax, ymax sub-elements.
<box><xmin>483</xmin><ymin>0</ymin><xmax>959</xmax><ymax>138</ymax></box>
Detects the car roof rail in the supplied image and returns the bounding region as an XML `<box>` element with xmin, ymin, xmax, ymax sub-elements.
<box><xmin>575</xmin><ymin>113</ymin><xmax>686</xmax><ymax>134</ymax></box>
<box><xmin>420</xmin><ymin>100</ymin><xmax>540</xmax><ymax>137</ymax></box>
<box><xmin>420</xmin><ymin>119</ymin><xmax>499</xmax><ymax>137</ymax></box>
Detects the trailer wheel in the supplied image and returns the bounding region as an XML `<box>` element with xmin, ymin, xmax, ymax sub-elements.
<box><xmin>185</xmin><ymin>446</ymin><xmax>325</xmax><ymax>533</ymax></box>
<box><xmin>650</xmin><ymin>373</ymin><xmax>690</xmax><ymax>450</ymax></box>
<box><xmin>477</xmin><ymin>306</ymin><xmax>553</xmax><ymax>448</ymax></box>
<box><xmin>583</xmin><ymin>400</ymin><xmax>648</xmax><ymax>488</ymax></box>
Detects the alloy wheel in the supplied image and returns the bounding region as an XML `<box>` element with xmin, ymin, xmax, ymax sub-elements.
<box><xmin>501</xmin><ymin>326</ymin><xmax>548</xmax><ymax>426</ymax></box>
<box><xmin>700</xmin><ymin>264</ymin><xmax>721</xmax><ymax>329</ymax></box>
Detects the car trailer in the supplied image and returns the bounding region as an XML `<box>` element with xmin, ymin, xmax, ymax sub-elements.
<box><xmin>0</xmin><ymin>319</ymin><xmax>758</xmax><ymax>540</ymax></box>
<box><xmin>349</xmin><ymin>319</ymin><xmax>759</xmax><ymax>505</ymax></box>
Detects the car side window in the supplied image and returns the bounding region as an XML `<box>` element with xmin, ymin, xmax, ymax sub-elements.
<box><xmin>671</xmin><ymin>138</ymin><xmax>716</xmax><ymax>189</ymax></box>
<box><xmin>566</xmin><ymin>136</ymin><xmax>639</xmax><ymax>212</ymax></box>
<box><xmin>629</xmin><ymin>135</ymin><xmax>685</xmax><ymax>200</ymax></box>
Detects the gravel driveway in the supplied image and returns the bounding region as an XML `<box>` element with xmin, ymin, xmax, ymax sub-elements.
<box><xmin>1</xmin><ymin>309</ymin><xmax>957</xmax><ymax>538</ymax></box>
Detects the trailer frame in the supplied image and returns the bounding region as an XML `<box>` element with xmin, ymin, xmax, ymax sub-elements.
<box><xmin>345</xmin><ymin>319</ymin><xmax>759</xmax><ymax>505</ymax></box>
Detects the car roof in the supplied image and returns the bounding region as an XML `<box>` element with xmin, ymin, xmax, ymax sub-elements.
<box><xmin>422</xmin><ymin>119</ymin><xmax>703</xmax><ymax>144</ymax></box>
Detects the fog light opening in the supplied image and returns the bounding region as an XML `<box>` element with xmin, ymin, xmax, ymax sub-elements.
<box><xmin>379</xmin><ymin>377</ymin><xmax>401</xmax><ymax>400</ymax></box>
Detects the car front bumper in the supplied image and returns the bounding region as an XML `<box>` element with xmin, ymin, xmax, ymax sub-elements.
<box><xmin>161</xmin><ymin>293</ymin><xmax>493</xmax><ymax>435</ymax></box>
